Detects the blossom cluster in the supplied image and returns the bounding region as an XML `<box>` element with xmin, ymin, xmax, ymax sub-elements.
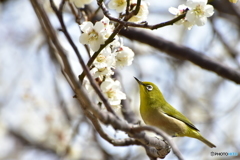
<box><xmin>70</xmin><ymin>0</ymin><xmax>149</xmax><ymax>23</ymax></box>
<box><xmin>108</xmin><ymin>0</ymin><xmax>149</xmax><ymax>23</ymax></box>
<box><xmin>79</xmin><ymin>17</ymin><xmax>134</xmax><ymax>108</ymax></box>
<box><xmin>169</xmin><ymin>0</ymin><xmax>214</xmax><ymax>30</ymax></box>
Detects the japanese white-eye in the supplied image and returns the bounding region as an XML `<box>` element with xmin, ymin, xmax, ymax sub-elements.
<box><xmin>135</xmin><ymin>77</ymin><xmax>216</xmax><ymax>148</ymax></box>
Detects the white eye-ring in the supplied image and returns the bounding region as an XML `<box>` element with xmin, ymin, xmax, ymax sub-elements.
<box><xmin>146</xmin><ymin>85</ymin><xmax>153</xmax><ymax>91</ymax></box>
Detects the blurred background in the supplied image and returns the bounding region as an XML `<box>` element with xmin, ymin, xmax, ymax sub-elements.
<box><xmin>0</xmin><ymin>0</ymin><xmax>240</xmax><ymax>160</ymax></box>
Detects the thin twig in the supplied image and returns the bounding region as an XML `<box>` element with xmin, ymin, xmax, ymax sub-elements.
<box><xmin>98</xmin><ymin>0</ymin><xmax>186</xmax><ymax>30</ymax></box>
<box><xmin>68</xmin><ymin>2</ymin><xmax>78</xmax><ymax>20</ymax></box>
<box><xmin>125</xmin><ymin>0</ymin><xmax>141</xmax><ymax>20</ymax></box>
<box><xmin>125</xmin><ymin>0</ymin><xmax>130</xmax><ymax>15</ymax></box>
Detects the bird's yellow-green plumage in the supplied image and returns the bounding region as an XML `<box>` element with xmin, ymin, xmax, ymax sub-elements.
<box><xmin>135</xmin><ymin>77</ymin><xmax>216</xmax><ymax>148</ymax></box>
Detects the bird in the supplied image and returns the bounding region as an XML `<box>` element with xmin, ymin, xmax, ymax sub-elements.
<box><xmin>134</xmin><ymin>77</ymin><xmax>216</xmax><ymax>148</ymax></box>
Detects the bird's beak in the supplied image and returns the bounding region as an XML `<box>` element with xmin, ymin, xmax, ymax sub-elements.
<box><xmin>134</xmin><ymin>77</ymin><xmax>144</xmax><ymax>85</ymax></box>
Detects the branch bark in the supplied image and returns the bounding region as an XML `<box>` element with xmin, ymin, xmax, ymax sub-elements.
<box><xmin>119</xmin><ymin>28</ymin><xmax>240</xmax><ymax>84</ymax></box>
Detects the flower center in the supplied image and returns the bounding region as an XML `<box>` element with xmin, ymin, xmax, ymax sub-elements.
<box><xmin>107</xmin><ymin>89</ymin><xmax>115</xmax><ymax>98</ymax></box>
<box><xmin>98</xmin><ymin>67</ymin><xmax>106</xmax><ymax>72</ymax></box>
<box><xmin>194</xmin><ymin>5</ymin><xmax>204</xmax><ymax>17</ymax></box>
<box><xmin>117</xmin><ymin>0</ymin><xmax>125</xmax><ymax>6</ymax></box>
<box><xmin>88</xmin><ymin>29</ymin><xmax>99</xmax><ymax>41</ymax></box>
<box><xmin>96</xmin><ymin>54</ymin><xmax>106</xmax><ymax>62</ymax></box>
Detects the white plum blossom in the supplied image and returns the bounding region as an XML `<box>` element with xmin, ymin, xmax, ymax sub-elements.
<box><xmin>129</xmin><ymin>1</ymin><xmax>149</xmax><ymax>23</ymax></box>
<box><xmin>108</xmin><ymin>0</ymin><xmax>127</xmax><ymax>13</ymax></box>
<box><xmin>186</xmin><ymin>0</ymin><xmax>214</xmax><ymax>26</ymax></box>
<box><xmin>93</xmin><ymin>48</ymin><xmax>116</xmax><ymax>69</ymax></box>
<box><xmin>91</xmin><ymin>67</ymin><xmax>114</xmax><ymax>79</ymax></box>
<box><xmin>169</xmin><ymin>5</ymin><xmax>193</xmax><ymax>30</ymax></box>
<box><xmin>70</xmin><ymin>0</ymin><xmax>93</xmax><ymax>8</ymax></box>
<box><xmin>80</xmin><ymin>17</ymin><xmax>135</xmax><ymax>108</ymax></box>
<box><xmin>169</xmin><ymin>0</ymin><xmax>214</xmax><ymax>29</ymax></box>
<box><xmin>115</xmin><ymin>46</ymin><xmax>134</xmax><ymax>67</ymax></box>
<box><xmin>100</xmin><ymin>16</ymin><xmax>117</xmax><ymax>40</ymax></box>
<box><xmin>100</xmin><ymin>78</ymin><xmax>126</xmax><ymax>106</ymax></box>
<box><xmin>79</xmin><ymin>21</ymin><xmax>105</xmax><ymax>52</ymax></box>
<box><xmin>94</xmin><ymin>53</ymin><xmax>112</xmax><ymax>68</ymax></box>
<box><xmin>79</xmin><ymin>17</ymin><xmax>119</xmax><ymax>52</ymax></box>
<box><xmin>91</xmin><ymin>45</ymin><xmax>116</xmax><ymax>79</ymax></box>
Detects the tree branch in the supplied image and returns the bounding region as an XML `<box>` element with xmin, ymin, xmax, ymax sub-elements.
<box><xmin>120</xmin><ymin>28</ymin><xmax>240</xmax><ymax>84</ymax></box>
<box><xmin>132</xmin><ymin>126</ymin><xmax>184</xmax><ymax>160</ymax></box>
<box><xmin>9</xmin><ymin>130</ymin><xmax>59</xmax><ymax>155</ymax></box>
<box><xmin>85</xmin><ymin>110</ymin><xmax>141</xmax><ymax>146</ymax></box>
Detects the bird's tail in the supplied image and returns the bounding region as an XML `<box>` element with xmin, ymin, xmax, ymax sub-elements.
<box><xmin>187</xmin><ymin>130</ymin><xmax>216</xmax><ymax>148</ymax></box>
<box><xmin>196</xmin><ymin>135</ymin><xmax>216</xmax><ymax>148</ymax></box>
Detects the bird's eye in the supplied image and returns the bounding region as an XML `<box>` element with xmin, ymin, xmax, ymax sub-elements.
<box><xmin>146</xmin><ymin>85</ymin><xmax>153</xmax><ymax>91</ymax></box>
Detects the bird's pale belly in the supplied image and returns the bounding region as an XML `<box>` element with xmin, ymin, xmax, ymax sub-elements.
<box><xmin>141</xmin><ymin>108</ymin><xmax>188</xmax><ymax>137</ymax></box>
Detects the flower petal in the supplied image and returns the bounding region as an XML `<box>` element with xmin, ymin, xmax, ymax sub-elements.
<box><xmin>94</xmin><ymin>22</ymin><xmax>105</xmax><ymax>32</ymax></box>
<box><xmin>204</xmin><ymin>5</ymin><xmax>214</xmax><ymax>17</ymax></box>
<box><xmin>79</xmin><ymin>33</ymin><xmax>89</xmax><ymax>44</ymax></box>
<box><xmin>80</xmin><ymin>21</ymin><xmax>93</xmax><ymax>32</ymax></box>
<box><xmin>196</xmin><ymin>16</ymin><xmax>207</xmax><ymax>26</ymax></box>
<box><xmin>168</xmin><ymin>7</ymin><xmax>179</xmax><ymax>15</ymax></box>
<box><xmin>186</xmin><ymin>11</ymin><xmax>196</xmax><ymax>23</ymax></box>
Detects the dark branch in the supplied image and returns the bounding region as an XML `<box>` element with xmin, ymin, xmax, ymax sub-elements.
<box><xmin>120</xmin><ymin>28</ymin><xmax>240</xmax><ymax>84</ymax></box>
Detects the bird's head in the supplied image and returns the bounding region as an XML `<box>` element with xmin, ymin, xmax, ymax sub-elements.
<box><xmin>134</xmin><ymin>77</ymin><xmax>166</xmax><ymax>103</ymax></box>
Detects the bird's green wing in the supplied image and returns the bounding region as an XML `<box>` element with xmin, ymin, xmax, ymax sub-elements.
<box><xmin>162</xmin><ymin>103</ymin><xmax>199</xmax><ymax>131</ymax></box>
